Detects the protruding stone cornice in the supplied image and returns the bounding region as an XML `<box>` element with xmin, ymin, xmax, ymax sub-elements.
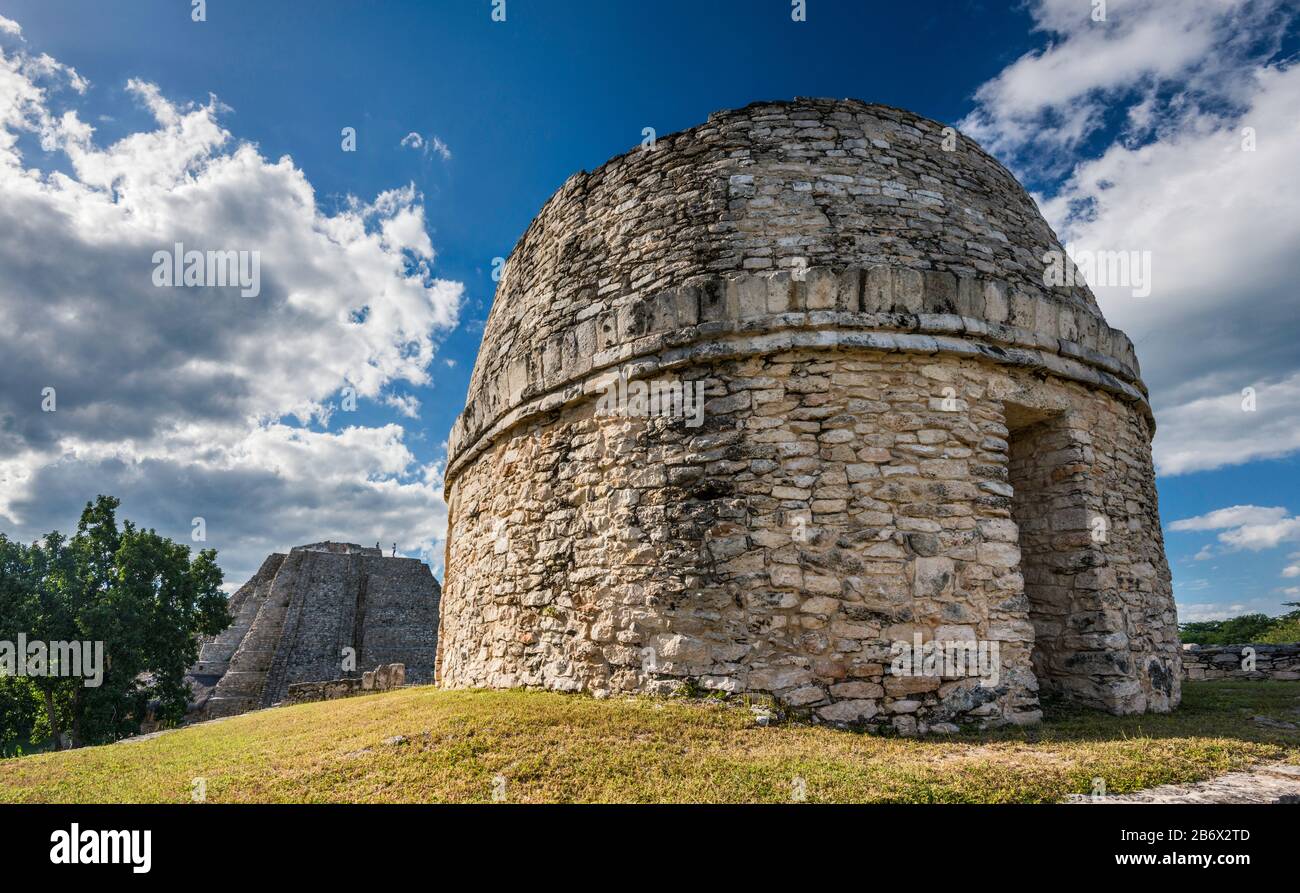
<box><xmin>444</xmin><ymin>265</ymin><xmax>1149</xmax><ymax>489</ymax></box>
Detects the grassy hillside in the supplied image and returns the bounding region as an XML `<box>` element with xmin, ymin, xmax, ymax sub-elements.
<box><xmin>1</xmin><ymin>681</ymin><xmax>1297</xmax><ymax>803</ymax></box>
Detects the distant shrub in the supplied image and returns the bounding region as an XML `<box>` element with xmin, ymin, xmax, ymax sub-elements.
<box><xmin>1258</xmin><ymin>616</ymin><xmax>1300</xmax><ymax>645</ymax></box>
<box><xmin>1181</xmin><ymin>604</ymin><xmax>1300</xmax><ymax>645</ymax></box>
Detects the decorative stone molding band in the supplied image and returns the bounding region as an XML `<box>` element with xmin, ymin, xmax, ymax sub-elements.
<box><xmin>446</xmin><ymin>265</ymin><xmax>1150</xmax><ymax>487</ymax></box>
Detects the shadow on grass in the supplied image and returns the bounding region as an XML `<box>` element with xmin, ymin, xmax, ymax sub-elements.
<box><xmin>970</xmin><ymin>680</ymin><xmax>1300</xmax><ymax>752</ymax></box>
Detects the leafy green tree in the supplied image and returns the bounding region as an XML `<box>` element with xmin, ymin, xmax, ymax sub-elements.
<box><xmin>0</xmin><ymin>496</ymin><xmax>230</xmax><ymax>749</ymax></box>
<box><xmin>1258</xmin><ymin>603</ymin><xmax>1300</xmax><ymax>645</ymax></box>
<box><xmin>0</xmin><ymin>676</ymin><xmax>42</xmax><ymax>757</ymax></box>
<box><xmin>1179</xmin><ymin>613</ymin><xmax>1278</xmax><ymax>645</ymax></box>
<box><xmin>0</xmin><ymin>533</ymin><xmax>51</xmax><ymax>752</ymax></box>
<box><xmin>1181</xmin><ymin>604</ymin><xmax>1300</xmax><ymax>645</ymax></box>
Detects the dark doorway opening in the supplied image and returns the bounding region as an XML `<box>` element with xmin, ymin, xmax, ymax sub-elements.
<box><xmin>1005</xmin><ymin>403</ymin><xmax>1086</xmax><ymax>703</ymax></box>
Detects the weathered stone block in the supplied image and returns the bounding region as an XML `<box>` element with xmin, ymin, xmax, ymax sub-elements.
<box><xmin>955</xmin><ymin>275</ymin><xmax>983</xmax><ymax>317</ymax></box>
<box><xmin>922</xmin><ymin>270</ymin><xmax>958</xmax><ymax>313</ymax></box>
<box><xmin>893</xmin><ymin>268</ymin><xmax>925</xmax><ymax>313</ymax></box>
<box><xmin>804</xmin><ymin>267</ymin><xmax>838</xmax><ymax>310</ymax></box>
<box><xmin>736</xmin><ymin>274</ymin><xmax>769</xmax><ymax>318</ymax></box>
<box><xmin>1008</xmin><ymin>290</ymin><xmax>1036</xmax><ymax>329</ymax></box>
<box><xmin>982</xmin><ymin>281</ymin><xmax>1008</xmax><ymax>323</ymax></box>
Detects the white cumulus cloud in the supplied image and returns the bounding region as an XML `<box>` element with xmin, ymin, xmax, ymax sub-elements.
<box><xmin>0</xmin><ymin>25</ymin><xmax>461</xmax><ymax>586</ymax></box>
<box><xmin>1170</xmin><ymin>505</ymin><xmax>1300</xmax><ymax>552</ymax></box>
<box><xmin>963</xmin><ymin>0</ymin><xmax>1300</xmax><ymax>476</ymax></box>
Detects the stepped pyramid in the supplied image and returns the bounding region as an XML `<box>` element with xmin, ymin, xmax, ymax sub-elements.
<box><xmin>187</xmin><ymin>542</ymin><xmax>440</xmax><ymax>719</ymax></box>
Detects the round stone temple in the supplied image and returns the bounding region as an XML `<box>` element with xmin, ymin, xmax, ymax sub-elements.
<box><xmin>436</xmin><ymin>98</ymin><xmax>1180</xmax><ymax>731</ymax></box>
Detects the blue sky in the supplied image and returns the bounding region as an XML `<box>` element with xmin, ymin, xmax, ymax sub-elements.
<box><xmin>1</xmin><ymin>0</ymin><xmax>1298</xmax><ymax>622</ymax></box>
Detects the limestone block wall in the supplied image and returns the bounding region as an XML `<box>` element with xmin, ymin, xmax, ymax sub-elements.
<box><xmin>438</xmin><ymin>99</ymin><xmax>1180</xmax><ymax>730</ymax></box>
<box><xmin>354</xmin><ymin>557</ymin><xmax>440</xmax><ymax>685</ymax></box>
<box><xmin>263</xmin><ymin>548</ymin><xmax>371</xmax><ymax>705</ymax></box>
<box><xmin>189</xmin><ymin>543</ymin><xmax>439</xmax><ymax>720</ymax></box>
<box><xmin>450</xmin><ymin>99</ymin><xmax>1133</xmax><ymax>465</ymax></box>
<box><xmin>1182</xmin><ymin>644</ymin><xmax>1300</xmax><ymax>681</ymax></box>
<box><xmin>1008</xmin><ymin>405</ymin><xmax>1177</xmax><ymax>712</ymax></box>
<box><xmin>439</xmin><ymin>346</ymin><xmax>1179</xmax><ymax>730</ymax></box>
<box><xmin>282</xmin><ymin>663</ymin><xmax>408</xmax><ymax>706</ymax></box>
<box><xmin>266</xmin><ymin>549</ymin><xmax>440</xmax><ymax>703</ymax></box>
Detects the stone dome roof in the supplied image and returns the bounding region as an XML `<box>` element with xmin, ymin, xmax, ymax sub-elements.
<box><xmin>447</xmin><ymin>98</ymin><xmax>1145</xmax><ymax>481</ymax></box>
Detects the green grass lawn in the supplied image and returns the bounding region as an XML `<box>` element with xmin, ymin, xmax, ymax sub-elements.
<box><xmin>1</xmin><ymin>680</ymin><xmax>1297</xmax><ymax>804</ymax></box>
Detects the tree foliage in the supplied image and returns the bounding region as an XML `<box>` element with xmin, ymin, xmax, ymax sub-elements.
<box><xmin>1180</xmin><ymin>603</ymin><xmax>1300</xmax><ymax>645</ymax></box>
<box><xmin>0</xmin><ymin>496</ymin><xmax>229</xmax><ymax>751</ymax></box>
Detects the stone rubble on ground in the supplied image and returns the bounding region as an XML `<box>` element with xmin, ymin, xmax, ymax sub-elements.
<box><xmin>1070</xmin><ymin>764</ymin><xmax>1300</xmax><ymax>804</ymax></box>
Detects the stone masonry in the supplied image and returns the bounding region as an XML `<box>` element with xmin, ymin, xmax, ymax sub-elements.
<box><xmin>436</xmin><ymin>99</ymin><xmax>1181</xmax><ymax>732</ymax></box>
<box><xmin>187</xmin><ymin>542</ymin><xmax>440</xmax><ymax>719</ymax></box>
<box><xmin>282</xmin><ymin>662</ymin><xmax>409</xmax><ymax>706</ymax></box>
<box><xmin>1181</xmin><ymin>644</ymin><xmax>1300</xmax><ymax>681</ymax></box>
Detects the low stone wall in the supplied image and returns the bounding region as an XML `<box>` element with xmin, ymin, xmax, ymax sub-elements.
<box><xmin>282</xmin><ymin>663</ymin><xmax>407</xmax><ymax>705</ymax></box>
<box><xmin>1181</xmin><ymin>644</ymin><xmax>1300</xmax><ymax>681</ymax></box>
